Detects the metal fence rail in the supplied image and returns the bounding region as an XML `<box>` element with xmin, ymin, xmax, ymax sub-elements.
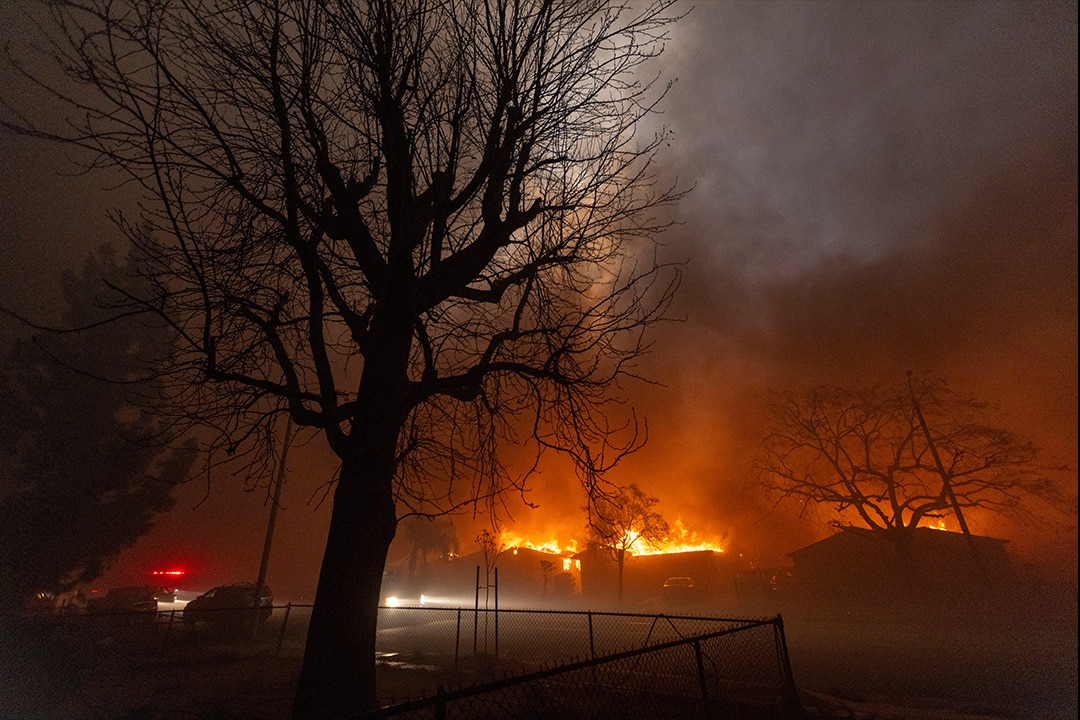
<box><xmin>353</xmin><ymin>617</ymin><xmax>800</xmax><ymax>720</ymax></box>
<box><xmin>372</xmin><ymin>605</ymin><xmax>768</xmax><ymax>667</ymax></box>
<box><xmin>13</xmin><ymin>604</ymin><xmax>787</xmax><ymax>669</ymax></box>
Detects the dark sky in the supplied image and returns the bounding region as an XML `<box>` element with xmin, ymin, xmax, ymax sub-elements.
<box><xmin>1</xmin><ymin>1</ymin><xmax>1076</xmax><ymax>597</ymax></box>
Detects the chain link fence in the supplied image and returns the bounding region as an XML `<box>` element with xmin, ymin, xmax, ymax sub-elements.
<box><xmin>9</xmin><ymin>603</ymin><xmax>781</xmax><ymax>664</ymax></box>
<box><xmin>370</xmin><ymin>605</ymin><xmax>773</xmax><ymax>668</ymax></box>
<box><xmin>354</xmin><ymin>618</ymin><xmax>799</xmax><ymax>720</ymax></box>
<box><xmin>8</xmin><ymin>604</ymin><xmax>796</xmax><ymax>718</ymax></box>
<box><xmin>9</xmin><ymin>586</ymin><xmax>1074</xmax><ymax>719</ymax></box>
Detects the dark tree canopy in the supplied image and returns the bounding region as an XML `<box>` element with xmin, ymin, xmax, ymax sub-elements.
<box><xmin>5</xmin><ymin>0</ymin><xmax>681</xmax><ymax>491</ymax></box>
<box><xmin>3</xmin><ymin>1</ymin><xmax>683</xmax><ymax>714</ymax></box>
<box><xmin>753</xmin><ymin>373</ymin><xmax>1062</xmax><ymax>535</ymax></box>
<box><xmin>0</xmin><ymin>247</ymin><xmax>196</xmax><ymax>612</ymax></box>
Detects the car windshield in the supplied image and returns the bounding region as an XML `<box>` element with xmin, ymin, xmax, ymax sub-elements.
<box><xmin>109</xmin><ymin>587</ymin><xmax>150</xmax><ymax>600</ymax></box>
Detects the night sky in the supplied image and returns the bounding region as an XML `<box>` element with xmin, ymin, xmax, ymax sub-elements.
<box><xmin>1</xmin><ymin>1</ymin><xmax>1076</xmax><ymax>599</ymax></box>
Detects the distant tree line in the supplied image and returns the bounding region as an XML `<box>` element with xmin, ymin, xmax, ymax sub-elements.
<box><xmin>0</xmin><ymin>247</ymin><xmax>195</xmax><ymax>614</ymax></box>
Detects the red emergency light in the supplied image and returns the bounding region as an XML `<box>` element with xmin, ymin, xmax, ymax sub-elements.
<box><xmin>151</xmin><ymin>569</ymin><xmax>186</xmax><ymax>577</ymax></box>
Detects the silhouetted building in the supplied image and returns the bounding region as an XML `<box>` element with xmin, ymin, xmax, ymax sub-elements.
<box><xmin>575</xmin><ymin>548</ymin><xmax>743</xmax><ymax>611</ymax></box>
<box><xmin>391</xmin><ymin>547</ymin><xmax>580</xmax><ymax>607</ymax></box>
<box><xmin>787</xmin><ymin>526</ymin><xmax>1013</xmax><ymax>612</ymax></box>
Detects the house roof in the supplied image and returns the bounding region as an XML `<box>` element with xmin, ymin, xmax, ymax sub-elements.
<box><xmin>787</xmin><ymin>526</ymin><xmax>1008</xmax><ymax>559</ymax></box>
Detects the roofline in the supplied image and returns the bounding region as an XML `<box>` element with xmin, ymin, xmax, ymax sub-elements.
<box><xmin>787</xmin><ymin>526</ymin><xmax>1009</xmax><ymax>558</ymax></box>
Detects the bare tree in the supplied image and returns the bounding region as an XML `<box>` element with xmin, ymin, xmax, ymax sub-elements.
<box><xmin>588</xmin><ymin>483</ymin><xmax>669</xmax><ymax>602</ymax></box>
<box><xmin>474</xmin><ymin>527</ymin><xmax>505</xmax><ymax>609</ymax></box>
<box><xmin>753</xmin><ymin>372</ymin><xmax>1064</xmax><ymax>538</ymax></box>
<box><xmin>2</xmin><ymin>1</ymin><xmax>682</xmax><ymax>714</ymax></box>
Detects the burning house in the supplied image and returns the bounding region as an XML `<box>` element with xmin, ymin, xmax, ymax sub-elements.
<box><xmin>381</xmin><ymin>523</ymin><xmax>737</xmax><ymax>611</ymax></box>
<box><xmin>576</xmin><ymin>547</ymin><xmax>744</xmax><ymax>612</ymax></box>
<box><xmin>384</xmin><ymin>545</ymin><xmax>581</xmax><ymax>608</ymax></box>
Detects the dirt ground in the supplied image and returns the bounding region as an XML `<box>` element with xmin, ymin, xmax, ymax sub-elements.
<box><xmin>0</xmin><ymin>638</ymin><xmax>454</xmax><ymax>720</ymax></box>
<box><xmin>2</xmin><ymin>601</ymin><xmax>1075</xmax><ymax>720</ymax></box>
<box><xmin>1</xmin><ymin>619</ymin><xmax>543</xmax><ymax>720</ymax></box>
<box><xmin>3</xmin><ymin>648</ymin><xmax>1055</xmax><ymax>720</ymax></box>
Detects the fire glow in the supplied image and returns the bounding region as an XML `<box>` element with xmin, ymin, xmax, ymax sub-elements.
<box><xmin>635</xmin><ymin>520</ymin><xmax>726</xmax><ymax>556</ymax></box>
<box><xmin>500</xmin><ymin>519</ymin><xmax>725</xmax><ymax>559</ymax></box>
<box><xmin>499</xmin><ymin>532</ymin><xmax>580</xmax><ymax>556</ymax></box>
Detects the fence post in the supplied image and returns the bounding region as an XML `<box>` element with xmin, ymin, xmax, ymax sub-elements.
<box><xmin>693</xmin><ymin>638</ymin><xmax>713</xmax><ymax>720</ymax></box>
<box><xmin>494</xmin><ymin>567</ymin><xmax>499</xmax><ymax>661</ymax></box>
<box><xmin>587</xmin><ymin>611</ymin><xmax>595</xmax><ymax>660</ymax></box>
<box><xmin>772</xmin><ymin>614</ymin><xmax>801</xmax><ymax>718</ymax></box>
<box><xmin>473</xmin><ymin>566</ymin><xmax>480</xmax><ymax>656</ymax></box>
<box><xmin>275</xmin><ymin>603</ymin><xmax>292</xmax><ymax>658</ymax></box>
<box><xmin>454</xmin><ymin>609</ymin><xmax>461</xmax><ymax>670</ymax></box>
<box><xmin>163</xmin><ymin>609</ymin><xmax>175</xmax><ymax>648</ymax></box>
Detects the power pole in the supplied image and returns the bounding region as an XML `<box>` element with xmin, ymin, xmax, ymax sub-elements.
<box><xmin>906</xmin><ymin>371</ymin><xmax>971</xmax><ymax>536</ymax></box>
<box><xmin>255</xmin><ymin>418</ymin><xmax>295</xmax><ymax>617</ymax></box>
<box><xmin>905</xmin><ymin>371</ymin><xmax>985</xmax><ymax>579</ymax></box>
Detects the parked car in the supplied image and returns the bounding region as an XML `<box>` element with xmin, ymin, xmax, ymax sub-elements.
<box><xmin>18</xmin><ymin>590</ymin><xmax>58</xmax><ymax>618</ymax></box>
<box><xmin>183</xmin><ymin>583</ymin><xmax>273</xmax><ymax>629</ymax></box>
<box><xmin>86</xmin><ymin>586</ymin><xmax>159</xmax><ymax>616</ymax></box>
<box><xmin>661</xmin><ymin>576</ymin><xmax>701</xmax><ymax>609</ymax></box>
<box><xmin>151</xmin><ymin>586</ymin><xmax>178</xmax><ymax>603</ymax></box>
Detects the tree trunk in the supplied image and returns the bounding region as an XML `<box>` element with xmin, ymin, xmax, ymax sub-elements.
<box><xmin>292</xmin><ymin>306</ymin><xmax>413</xmax><ymax>718</ymax></box>
<box><xmin>292</xmin><ymin>449</ymin><xmax>398</xmax><ymax>718</ymax></box>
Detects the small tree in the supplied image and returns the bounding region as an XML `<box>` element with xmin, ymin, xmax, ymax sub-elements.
<box><xmin>588</xmin><ymin>483</ymin><xmax>669</xmax><ymax>602</ymax></box>
<box><xmin>3</xmin><ymin>2</ymin><xmax>682</xmax><ymax>714</ymax></box>
<box><xmin>0</xmin><ymin>247</ymin><xmax>196</xmax><ymax>612</ymax></box>
<box><xmin>475</xmin><ymin>528</ymin><xmax>504</xmax><ymax>609</ymax></box>
<box><xmin>753</xmin><ymin>372</ymin><xmax>1064</xmax><ymax>538</ymax></box>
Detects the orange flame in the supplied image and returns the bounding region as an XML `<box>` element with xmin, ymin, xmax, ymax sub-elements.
<box><xmin>634</xmin><ymin>519</ymin><xmax>725</xmax><ymax>556</ymax></box>
<box><xmin>500</xmin><ymin>519</ymin><xmax>724</xmax><ymax>558</ymax></box>
<box><xmin>499</xmin><ymin>532</ymin><xmax>580</xmax><ymax>556</ymax></box>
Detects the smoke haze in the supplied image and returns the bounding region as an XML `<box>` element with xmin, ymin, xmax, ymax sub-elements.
<box><xmin>1</xmin><ymin>1</ymin><xmax>1075</xmax><ymax>595</ymax></box>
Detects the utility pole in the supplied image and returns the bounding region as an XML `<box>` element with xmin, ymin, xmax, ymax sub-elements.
<box><xmin>255</xmin><ymin>418</ymin><xmax>295</xmax><ymax>619</ymax></box>
<box><xmin>907</xmin><ymin>371</ymin><xmax>971</xmax><ymax>536</ymax></box>
<box><xmin>905</xmin><ymin>371</ymin><xmax>985</xmax><ymax>578</ymax></box>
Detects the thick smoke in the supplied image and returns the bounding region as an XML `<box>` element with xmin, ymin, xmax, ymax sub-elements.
<box><xmin>0</xmin><ymin>2</ymin><xmax>1075</xmax><ymax>593</ymax></box>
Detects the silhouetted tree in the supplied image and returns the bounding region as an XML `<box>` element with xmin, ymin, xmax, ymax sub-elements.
<box><xmin>588</xmin><ymin>483</ymin><xmax>669</xmax><ymax>602</ymax></box>
<box><xmin>0</xmin><ymin>247</ymin><xmax>196</xmax><ymax>614</ymax></box>
<box><xmin>2</xmin><ymin>2</ymin><xmax>682</xmax><ymax>714</ymax></box>
<box><xmin>539</xmin><ymin>558</ymin><xmax>555</xmax><ymax>596</ymax></box>
<box><xmin>753</xmin><ymin>372</ymin><xmax>1064</xmax><ymax>538</ymax></box>
<box><xmin>474</xmin><ymin>528</ymin><xmax>505</xmax><ymax>610</ymax></box>
<box><xmin>402</xmin><ymin>515</ymin><xmax>457</xmax><ymax>585</ymax></box>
